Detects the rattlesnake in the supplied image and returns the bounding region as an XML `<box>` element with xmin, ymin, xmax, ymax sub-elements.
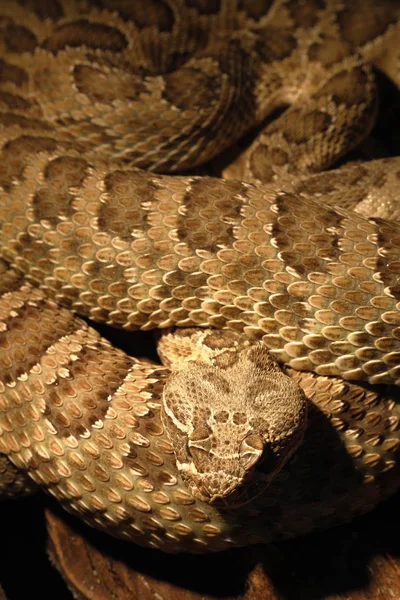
<box><xmin>1</xmin><ymin>0</ymin><xmax>400</xmax><ymax>553</ymax></box>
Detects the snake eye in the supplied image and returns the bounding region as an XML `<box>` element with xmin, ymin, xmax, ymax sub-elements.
<box><xmin>189</xmin><ymin>424</ymin><xmax>210</xmax><ymax>442</ymax></box>
<box><xmin>239</xmin><ymin>434</ymin><xmax>264</xmax><ymax>471</ymax></box>
<box><xmin>187</xmin><ymin>424</ymin><xmax>211</xmax><ymax>458</ymax></box>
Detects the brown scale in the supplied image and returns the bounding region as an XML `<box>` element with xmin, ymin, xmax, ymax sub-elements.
<box><xmin>1</xmin><ymin>0</ymin><xmax>400</xmax><ymax>553</ymax></box>
<box><xmin>1</xmin><ymin>293</ymin><xmax>400</xmax><ymax>553</ymax></box>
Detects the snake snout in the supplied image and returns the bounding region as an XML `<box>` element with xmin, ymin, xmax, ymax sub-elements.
<box><xmin>192</xmin><ymin>473</ymin><xmax>243</xmax><ymax>504</ymax></box>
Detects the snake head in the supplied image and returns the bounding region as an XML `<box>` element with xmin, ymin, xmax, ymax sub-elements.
<box><xmin>161</xmin><ymin>337</ymin><xmax>307</xmax><ymax>506</ymax></box>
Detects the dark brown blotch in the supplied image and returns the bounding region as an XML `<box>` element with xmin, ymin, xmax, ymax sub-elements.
<box><xmin>0</xmin><ymin>300</ymin><xmax>79</xmax><ymax>385</ymax></box>
<box><xmin>255</xmin><ymin>27</ymin><xmax>297</xmax><ymax>62</ymax></box>
<box><xmin>270</xmin><ymin>194</ymin><xmax>343</xmax><ymax>267</ymax></box>
<box><xmin>0</xmin><ymin>59</ymin><xmax>28</xmax><ymax>86</ymax></box>
<box><xmin>0</xmin><ymin>91</ymin><xmax>37</xmax><ymax>111</ymax></box>
<box><xmin>0</xmin><ymin>24</ymin><xmax>38</xmax><ymax>53</ymax></box>
<box><xmin>287</xmin><ymin>0</ymin><xmax>326</xmax><ymax>29</ymax></box>
<box><xmin>43</xmin><ymin>155</ymin><xmax>89</xmax><ymax>185</ymax></box>
<box><xmin>45</xmin><ymin>342</ymin><xmax>134</xmax><ymax>439</ymax></box>
<box><xmin>73</xmin><ymin>64</ymin><xmax>146</xmax><ymax>103</ymax></box>
<box><xmin>97</xmin><ymin>0</ymin><xmax>175</xmax><ymax>31</ymax></box>
<box><xmin>308</xmin><ymin>36</ymin><xmax>351</xmax><ymax>67</ymax></box>
<box><xmin>98</xmin><ymin>169</ymin><xmax>158</xmax><ymax>238</ymax></box>
<box><xmin>0</xmin><ymin>262</ymin><xmax>25</xmax><ymax>296</ymax></box>
<box><xmin>210</xmin><ymin>38</ymin><xmax>255</xmax><ymax>92</ymax></box>
<box><xmin>238</xmin><ymin>0</ymin><xmax>273</xmax><ymax>20</ymax></box>
<box><xmin>248</xmin><ymin>144</ymin><xmax>289</xmax><ymax>182</ymax></box>
<box><xmin>314</xmin><ymin>67</ymin><xmax>370</xmax><ymax>107</ymax></box>
<box><xmin>16</xmin><ymin>0</ymin><xmax>64</xmax><ymax>21</ymax></box>
<box><xmin>42</xmin><ymin>20</ymin><xmax>128</xmax><ymax>53</ymax></box>
<box><xmin>0</xmin><ymin>135</ymin><xmax>58</xmax><ymax>190</ymax></box>
<box><xmin>186</xmin><ymin>0</ymin><xmax>221</xmax><ymax>15</ymax></box>
<box><xmin>295</xmin><ymin>164</ymin><xmax>368</xmax><ymax>196</ymax></box>
<box><xmin>0</xmin><ymin>113</ymin><xmax>51</xmax><ymax>130</ymax></box>
<box><xmin>163</xmin><ymin>67</ymin><xmax>219</xmax><ymax>111</ymax></box>
<box><xmin>337</xmin><ymin>1</ymin><xmax>398</xmax><ymax>49</ymax></box>
<box><xmin>177</xmin><ymin>178</ymin><xmax>245</xmax><ymax>252</ymax></box>
<box><xmin>32</xmin><ymin>156</ymin><xmax>90</xmax><ymax>224</ymax></box>
<box><xmin>280</xmin><ymin>109</ymin><xmax>332</xmax><ymax>144</ymax></box>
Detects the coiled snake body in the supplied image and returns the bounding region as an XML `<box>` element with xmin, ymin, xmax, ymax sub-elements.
<box><xmin>1</xmin><ymin>0</ymin><xmax>400</xmax><ymax>553</ymax></box>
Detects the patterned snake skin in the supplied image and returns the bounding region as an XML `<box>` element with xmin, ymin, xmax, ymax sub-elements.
<box><xmin>1</xmin><ymin>0</ymin><xmax>400</xmax><ymax>553</ymax></box>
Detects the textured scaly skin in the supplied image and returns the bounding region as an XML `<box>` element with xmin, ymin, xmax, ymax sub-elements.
<box><xmin>0</xmin><ymin>0</ymin><xmax>400</xmax><ymax>552</ymax></box>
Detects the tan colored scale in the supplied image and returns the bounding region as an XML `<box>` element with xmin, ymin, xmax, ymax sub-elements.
<box><xmin>1</xmin><ymin>0</ymin><xmax>400</xmax><ymax>553</ymax></box>
<box><xmin>2</xmin><ymin>169</ymin><xmax>400</xmax><ymax>383</ymax></box>
<box><xmin>1</xmin><ymin>265</ymin><xmax>400</xmax><ymax>552</ymax></box>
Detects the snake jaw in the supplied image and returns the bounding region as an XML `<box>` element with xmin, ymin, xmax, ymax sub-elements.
<box><xmin>176</xmin><ymin>458</ymin><xmax>252</xmax><ymax>504</ymax></box>
<box><xmin>175</xmin><ymin>423</ymin><xmax>307</xmax><ymax>506</ymax></box>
